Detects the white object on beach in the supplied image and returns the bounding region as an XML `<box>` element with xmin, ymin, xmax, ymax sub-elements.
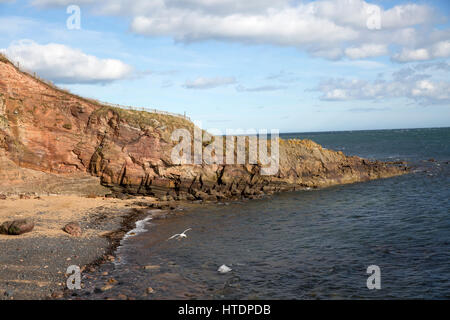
<box><xmin>168</xmin><ymin>228</ymin><xmax>192</xmax><ymax>240</ymax></box>
<box><xmin>218</xmin><ymin>265</ymin><xmax>232</xmax><ymax>274</ymax></box>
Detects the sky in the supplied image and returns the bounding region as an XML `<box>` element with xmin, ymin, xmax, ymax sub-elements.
<box><xmin>0</xmin><ymin>0</ymin><xmax>449</xmax><ymax>133</ymax></box>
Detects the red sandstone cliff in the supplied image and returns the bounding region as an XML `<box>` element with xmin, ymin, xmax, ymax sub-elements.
<box><xmin>0</xmin><ymin>55</ymin><xmax>408</xmax><ymax>199</ymax></box>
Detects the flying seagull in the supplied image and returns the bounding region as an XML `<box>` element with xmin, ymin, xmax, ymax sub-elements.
<box><xmin>168</xmin><ymin>228</ymin><xmax>192</xmax><ymax>240</ymax></box>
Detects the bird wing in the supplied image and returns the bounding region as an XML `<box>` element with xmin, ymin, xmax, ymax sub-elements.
<box><xmin>182</xmin><ymin>228</ymin><xmax>192</xmax><ymax>234</ymax></box>
<box><xmin>168</xmin><ymin>234</ymin><xmax>180</xmax><ymax>240</ymax></box>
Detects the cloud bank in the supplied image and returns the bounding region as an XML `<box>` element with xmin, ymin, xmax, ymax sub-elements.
<box><xmin>315</xmin><ymin>62</ymin><xmax>450</xmax><ymax>105</ymax></box>
<box><xmin>29</xmin><ymin>0</ymin><xmax>450</xmax><ymax>62</ymax></box>
<box><xmin>183</xmin><ymin>76</ymin><xmax>236</xmax><ymax>89</ymax></box>
<box><xmin>1</xmin><ymin>40</ymin><xmax>133</xmax><ymax>84</ymax></box>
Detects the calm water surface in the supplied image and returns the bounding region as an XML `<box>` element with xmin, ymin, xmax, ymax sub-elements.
<box><xmin>82</xmin><ymin>128</ymin><xmax>450</xmax><ymax>299</ymax></box>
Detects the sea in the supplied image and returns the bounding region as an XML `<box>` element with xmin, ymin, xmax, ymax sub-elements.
<box><xmin>80</xmin><ymin>127</ymin><xmax>450</xmax><ymax>300</ymax></box>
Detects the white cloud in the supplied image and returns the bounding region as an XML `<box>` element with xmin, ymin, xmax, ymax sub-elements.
<box><xmin>345</xmin><ymin>44</ymin><xmax>388</xmax><ymax>60</ymax></box>
<box><xmin>314</xmin><ymin>64</ymin><xmax>450</xmax><ymax>105</ymax></box>
<box><xmin>393</xmin><ymin>48</ymin><xmax>430</xmax><ymax>62</ymax></box>
<box><xmin>433</xmin><ymin>41</ymin><xmax>450</xmax><ymax>58</ymax></box>
<box><xmin>415</xmin><ymin>61</ymin><xmax>450</xmax><ymax>73</ymax></box>
<box><xmin>32</xmin><ymin>0</ymin><xmax>289</xmax><ymax>13</ymax></box>
<box><xmin>333</xmin><ymin>59</ymin><xmax>386</xmax><ymax>69</ymax></box>
<box><xmin>27</xmin><ymin>0</ymin><xmax>449</xmax><ymax>62</ymax></box>
<box><xmin>310</xmin><ymin>47</ymin><xmax>344</xmax><ymax>60</ymax></box>
<box><xmin>129</xmin><ymin>7</ymin><xmax>358</xmax><ymax>47</ymax></box>
<box><xmin>392</xmin><ymin>40</ymin><xmax>450</xmax><ymax>62</ymax></box>
<box><xmin>379</xmin><ymin>4</ymin><xmax>437</xmax><ymax>29</ymax></box>
<box><xmin>323</xmin><ymin>88</ymin><xmax>348</xmax><ymax>100</ymax></box>
<box><xmin>236</xmin><ymin>84</ymin><xmax>287</xmax><ymax>92</ymax></box>
<box><xmin>31</xmin><ymin>0</ymin><xmax>95</xmax><ymax>6</ymax></box>
<box><xmin>183</xmin><ymin>76</ymin><xmax>236</xmax><ymax>89</ymax></box>
<box><xmin>1</xmin><ymin>40</ymin><xmax>133</xmax><ymax>84</ymax></box>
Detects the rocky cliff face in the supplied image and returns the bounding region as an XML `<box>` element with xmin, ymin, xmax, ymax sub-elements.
<box><xmin>0</xmin><ymin>56</ymin><xmax>408</xmax><ymax>199</ymax></box>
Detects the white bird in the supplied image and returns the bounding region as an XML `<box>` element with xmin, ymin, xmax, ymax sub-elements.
<box><xmin>168</xmin><ymin>228</ymin><xmax>192</xmax><ymax>240</ymax></box>
<box><xmin>218</xmin><ymin>265</ymin><xmax>232</xmax><ymax>274</ymax></box>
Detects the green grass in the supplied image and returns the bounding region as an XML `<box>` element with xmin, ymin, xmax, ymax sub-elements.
<box><xmin>0</xmin><ymin>53</ymin><xmax>9</xmax><ymax>64</ymax></box>
<box><xmin>92</xmin><ymin>106</ymin><xmax>194</xmax><ymax>133</ymax></box>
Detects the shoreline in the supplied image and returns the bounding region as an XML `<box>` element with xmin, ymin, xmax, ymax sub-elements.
<box><xmin>0</xmin><ymin>195</ymin><xmax>190</xmax><ymax>300</ymax></box>
<box><xmin>0</xmin><ymin>171</ymin><xmax>410</xmax><ymax>300</ymax></box>
<box><xmin>0</xmin><ymin>193</ymin><xmax>223</xmax><ymax>300</ymax></box>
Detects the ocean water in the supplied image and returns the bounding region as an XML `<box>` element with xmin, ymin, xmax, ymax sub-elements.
<box><xmin>82</xmin><ymin>127</ymin><xmax>450</xmax><ymax>300</ymax></box>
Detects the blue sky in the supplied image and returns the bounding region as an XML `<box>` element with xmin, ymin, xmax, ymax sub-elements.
<box><xmin>0</xmin><ymin>0</ymin><xmax>449</xmax><ymax>133</ymax></box>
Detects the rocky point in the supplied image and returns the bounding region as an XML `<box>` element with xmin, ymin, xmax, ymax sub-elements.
<box><xmin>0</xmin><ymin>55</ymin><xmax>408</xmax><ymax>200</ymax></box>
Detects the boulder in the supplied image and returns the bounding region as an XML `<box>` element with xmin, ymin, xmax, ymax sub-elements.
<box><xmin>0</xmin><ymin>219</ymin><xmax>34</xmax><ymax>235</ymax></box>
<box><xmin>63</xmin><ymin>222</ymin><xmax>82</xmax><ymax>237</ymax></box>
<box><xmin>194</xmin><ymin>190</ymin><xmax>216</xmax><ymax>201</ymax></box>
<box><xmin>0</xmin><ymin>221</ymin><xmax>12</xmax><ymax>234</ymax></box>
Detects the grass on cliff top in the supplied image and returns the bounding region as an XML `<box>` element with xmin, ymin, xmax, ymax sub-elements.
<box><xmin>281</xmin><ymin>138</ymin><xmax>323</xmax><ymax>149</ymax></box>
<box><xmin>0</xmin><ymin>53</ymin><xmax>195</xmax><ymax>134</ymax></box>
<box><xmin>0</xmin><ymin>53</ymin><xmax>9</xmax><ymax>64</ymax></box>
<box><xmin>93</xmin><ymin>105</ymin><xmax>195</xmax><ymax>133</ymax></box>
<box><xmin>0</xmin><ymin>53</ymin><xmax>100</xmax><ymax>106</ymax></box>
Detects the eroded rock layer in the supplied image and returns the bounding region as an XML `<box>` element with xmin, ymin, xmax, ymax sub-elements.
<box><xmin>0</xmin><ymin>56</ymin><xmax>408</xmax><ymax>199</ymax></box>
